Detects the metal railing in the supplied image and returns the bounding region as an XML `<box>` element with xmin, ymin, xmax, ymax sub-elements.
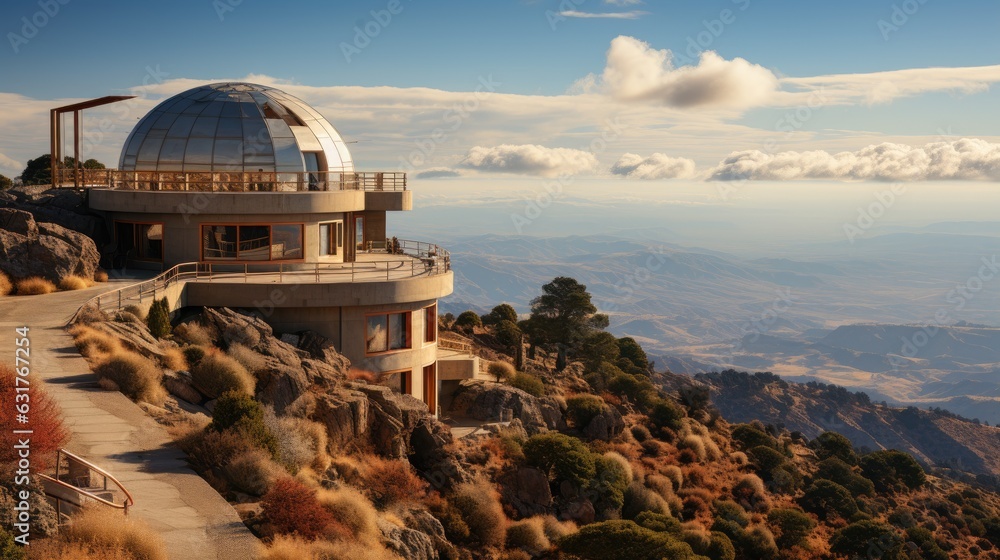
<box><xmin>70</xmin><ymin>239</ymin><xmax>451</xmax><ymax>322</ymax></box>
<box><xmin>54</xmin><ymin>168</ymin><xmax>407</xmax><ymax>192</ymax></box>
<box><xmin>39</xmin><ymin>448</ymin><xmax>135</xmax><ymax>522</ymax></box>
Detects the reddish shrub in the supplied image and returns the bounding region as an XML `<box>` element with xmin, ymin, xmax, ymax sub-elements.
<box><xmin>0</xmin><ymin>365</ymin><xmax>68</xmax><ymax>469</ymax></box>
<box><xmin>262</xmin><ymin>478</ymin><xmax>335</xmax><ymax>540</ymax></box>
<box><xmin>360</xmin><ymin>456</ymin><xmax>428</xmax><ymax>508</ymax></box>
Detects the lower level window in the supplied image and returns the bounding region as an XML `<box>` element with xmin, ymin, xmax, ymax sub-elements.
<box><xmin>366</xmin><ymin>311</ymin><xmax>410</xmax><ymax>353</ymax></box>
<box><xmin>202</xmin><ymin>224</ymin><xmax>302</xmax><ymax>261</ymax></box>
<box><xmin>377</xmin><ymin>370</ymin><xmax>411</xmax><ymax>395</ymax></box>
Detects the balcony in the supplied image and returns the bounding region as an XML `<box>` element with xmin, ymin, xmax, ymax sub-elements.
<box><xmin>55</xmin><ymin>167</ymin><xmax>407</xmax><ymax>192</ymax></box>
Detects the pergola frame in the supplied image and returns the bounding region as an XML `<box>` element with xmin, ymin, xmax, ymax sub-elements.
<box><xmin>50</xmin><ymin>96</ymin><xmax>135</xmax><ymax>188</ymax></box>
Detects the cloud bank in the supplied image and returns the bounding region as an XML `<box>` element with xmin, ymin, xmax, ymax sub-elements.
<box><xmin>709</xmin><ymin>138</ymin><xmax>1000</xmax><ymax>182</ymax></box>
<box><xmin>414</xmin><ymin>167</ymin><xmax>462</xmax><ymax>179</ymax></box>
<box><xmin>611</xmin><ymin>153</ymin><xmax>697</xmax><ymax>179</ymax></box>
<box><xmin>460</xmin><ymin>144</ymin><xmax>598</xmax><ymax>177</ymax></box>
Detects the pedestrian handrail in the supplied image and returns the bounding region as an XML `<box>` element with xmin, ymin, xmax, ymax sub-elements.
<box><xmin>40</xmin><ymin>448</ymin><xmax>135</xmax><ymax>521</ymax></box>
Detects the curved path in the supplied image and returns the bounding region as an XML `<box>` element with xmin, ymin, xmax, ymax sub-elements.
<box><xmin>0</xmin><ymin>280</ymin><xmax>258</xmax><ymax>559</ymax></box>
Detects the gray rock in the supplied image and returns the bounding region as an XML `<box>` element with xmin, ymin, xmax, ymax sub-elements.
<box><xmin>378</xmin><ymin>517</ymin><xmax>438</xmax><ymax>560</ymax></box>
<box><xmin>256</xmin><ymin>365</ymin><xmax>311</xmax><ymax>414</ymax></box>
<box><xmin>312</xmin><ymin>389</ymin><xmax>370</xmax><ymax>450</ymax></box>
<box><xmin>538</xmin><ymin>396</ymin><xmax>568</xmax><ymax>431</ymax></box>
<box><xmin>502</xmin><ymin>467</ymin><xmax>553</xmax><ymax>518</ymax></box>
<box><xmin>582</xmin><ymin>405</ymin><xmax>625</xmax><ymax>441</ymax></box>
<box><xmin>448</xmin><ymin>381</ymin><xmax>548</xmax><ymax>434</ymax></box>
<box><xmin>0</xmin><ymin>209</ymin><xmax>100</xmax><ymax>282</ymax></box>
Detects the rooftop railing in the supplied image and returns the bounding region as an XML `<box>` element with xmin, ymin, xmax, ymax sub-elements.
<box><xmin>54</xmin><ymin>167</ymin><xmax>407</xmax><ymax>192</ymax></box>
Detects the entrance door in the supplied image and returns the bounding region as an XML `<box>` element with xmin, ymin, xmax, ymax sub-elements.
<box><xmin>423</xmin><ymin>363</ymin><xmax>437</xmax><ymax>415</ymax></box>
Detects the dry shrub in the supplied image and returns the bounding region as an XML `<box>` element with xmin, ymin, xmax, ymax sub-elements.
<box><xmin>112</xmin><ymin>310</ymin><xmax>143</xmax><ymax>324</ymax></box>
<box><xmin>647</xmin><ymin>474</ymin><xmax>678</xmax><ymax>502</ymax></box>
<box><xmin>679</xmin><ymin>435</ymin><xmax>708</xmax><ymax>462</ymax></box>
<box><xmin>191</xmin><ymin>352</ymin><xmax>254</xmax><ymax>398</ymax></box>
<box><xmin>0</xmin><ymin>365</ymin><xmax>68</xmax><ymax>470</ymax></box>
<box><xmin>732</xmin><ymin>474</ymin><xmax>769</xmax><ymax>512</ymax></box>
<box><xmin>663</xmin><ymin>465</ymin><xmax>684</xmax><ymax>491</ymax></box>
<box><xmin>73</xmin><ymin>304</ymin><xmax>109</xmax><ymax>325</ymax></box>
<box><xmin>93</xmin><ymin>351</ymin><xmax>166</xmax><ymax>405</ymax></box>
<box><xmin>58</xmin><ymin>275</ymin><xmax>91</xmax><ymax>291</ymax></box>
<box><xmin>603</xmin><ymin>451</ymin><xmax>634</xmax><ymax>481</ymax></box>
<box><xmin>541</xmin><ymin>515</ymin><xmax>577</xmax><ymax>542</ymax></box>
<box><xmin>263</xmin><ymin>408</ymin><xmax>325</xmax><ymax>473</ymax></box>
<box><xmin>506</xmin><ymin>517</ymin><xmax>551</xmax><ymax>556</ymax></box>
<box><xmin>259</xmin><ymin>535</ymin><xmax>397</xmax><ymax>560</ymax></box>
<box><xmin>62</xmin><ymin>506</ymin><xmax>167</xmax><ymax>560</ymax></box>
<box><xmin>224</xmin><ymin>448</ymin><xmax>284</xmax><ymax>496</ymax></box>
<box><xmin>316</xmin><ymin>486</ymin><xmax>381</xmax><ymax>544</ymax></box>
<box><xmin>15</xmin><ymin>276</ymin><xmax>56</xmax><ymax>295</ymax></box>
<box><xmin>174</xmin><ymin>322</ymin><xmax>213</xmax><ymax>346</ymax></box>
<box><xmin>70</xmin><ymin>325</ymin><xmax>122</xmax><ymax>359</ymax></box>
<box><xmin>348</xmin><ymin>368</ymin><xmax>378</xmax><ymax>383</ymax></box>
<box><xmin>227</xmin><ymin>343</ymin><xmax>267</xmax><ymax>374</ymax></box>
<box><xmin>360</xmin><ymin>456</ymin><xmax>428</xmax><ymax>508</ymax></box>
<box><xmin>26</xmin><ymin>540</ymin><xmax>133</xmax><ymax>560</ymax></box>
<box><xmin>178</xmin><ymin>427</ymin><xmax>253</xmax><ymax>476</ymax></box>
<box><xmin>159</xmin><ymin>345</ymin><xmax>188</xmax><ymax>371</ymax></box>
<box><xmin>622</xmin><ymin>481</ymin><xmax>671</xmax><ymax>520</ymax></box>
<box><xmin>223</xmin><ymin>321</ymin><xmax>261</xmax><ymax>347</ymax></box>
<box><xmin>329</xmin><ymin>454</ymin><xmax>363</xmax><ymax>483</ymax></box>
<box><xmin>262</xmin><ymin>477</ymin><xmax>336</xmax><ymax>540</ymax></box>
<box><xmin>451</xmin><ymin>480</ymin><xmax>506</xmax><ymax>548</ymax></box>
<box><xmin>731</xmin><ymin>451</ymin><xmax>749</xmax><ymax>467</ymax></box>
<box><xmin>93</xmin><ymin>270</ymin><xmax>109</xmax><ymax>283</ymax></box>
<box><xmin>122</xmin><ymin>305</ymin><xmax>146</xmax><ymax>320</ymax></box>
<box><xmin>487</xmin><ymin>361</ymin><xmax>516</xmax><ymax>382</ymax></box>
<box><xmin>0</xmin><ymin>271</ymin><xmax>12</xmax><ymax>296</ymax></box>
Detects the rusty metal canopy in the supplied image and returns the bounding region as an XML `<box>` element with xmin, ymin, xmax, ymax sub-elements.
<box><xmin>52</xmin><ymin>95</ymin><xmax>135</xmax><ymax>113</ymax></box>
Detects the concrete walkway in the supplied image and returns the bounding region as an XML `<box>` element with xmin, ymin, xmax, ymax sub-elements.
<box><xmin>0</xmin><ymin>281</ymin><xmax>258</xmax><ymax>559</ymax></box>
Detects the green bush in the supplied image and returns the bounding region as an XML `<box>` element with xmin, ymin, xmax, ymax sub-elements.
<box><xmin>523</xmin><ymin>432</ymin><xmax>595</xmax><ymax>488</ymax></box>
<box><xmin>494</xmin><ymin>319</ymin><xmax>523</xmax><ymax>350</ymax></box>
<box><xmin>812</xmin><ymin>431</ymin><xmax>857</xmax><ymax>465</ymax></box>
<box><xmin>906</xmin><ymin>526</ymin><xmax>949</xmax><ymax>560</ymax></box>
<box><xmin>559</xmin><ymin>520</ymin><xmax>700</xmax><ymax>560</ymax></box>
<box><xmin>830</xmin><ymin>520</ymin><xmax>903</xmax><ymax>558</ymax></box>
<box><xmin>181</xmin><ymin>345</ymin><xmax>207</xmax><ymax>368</ymax></box>
<box><xmin>0</xmin><ymin>526</ymin><xmax>26</xmax><ymax>560</ymax></box>
<box><xmin>192</xmin><ymin>352</ymin><xmax>255</xmax><ymax>398</ymax></box>
<box><xmin>621</xmin><ymin>481</ymin><xmax>670</xmax><ymax>520</ymax></box>
<box><xmin>146</xmin><ymin>297</ymin><xmax>172</xmax><ymax>339</ymax></box>
<box><xmin>767</xmin><ymin>508</ymin><xmax>815</xmax><ymax>550</ymax></box>
<box><xmin>566</xmin><ymin>394</ymin><xmax>606</xmax><ymax>429</ymax></box>
<box><xmin>510</xmin><ymin>372</ymin><xmax>544</xmax><ymax>397</ymax></box>
<box><xmin>815</xmin><ymin>456</ymin><xmax>875</xmax><ymax>496</ymax></box>
<box><xmin>454</xmin><ymin>310</ymin><xmax>482</xmax><ymax>331</ymax></box>
<box><xmin>211</xmin><ymin>391</ymin><xmax>279</xmax><ymax>459</ymax></box>
<box><xmin>482</xmin><ymin>303</ymin><xmax>518</xmax><ymax>326</ymax></box>
<box><xmin>799</xmin><ymin>479</ymin><xmax>858</xmax><ymax>521</ymax></box>
<box><xmin>648</xmin><ymin>398</ymin><xmax>684</xmax><ymax>432</ymax></box>
<box><xmin>487</xmin><ymin>361</ymin><xmax>515</xmax><ymax>383</ymax></box>
<box><xmin>861</xmin><ymin>449</ymin><xmax>925</xmax><ymax>492</ymax></box>
<box><xmin>748</xmin><ymin>445</ymin><xmax>786</xmax><ymax>473</ymax></box>
<box><xmin>589</xmin><ymin>454</ymin><xmax>631</xmax><ymax>518</ymax></box>
<box><xmin>713</xmin><ymin>500</ymin><xmax>750</xmax><ymax>528</ymax></box>
<box><xmin>634</xmin><ymin>512</ymin><xmax>681</xmax><ymax>534</ymax></box>
<box><xmin>731</xmin><ymin>424</ymin><xmax>777</xmax><ymax>451</ymax></box>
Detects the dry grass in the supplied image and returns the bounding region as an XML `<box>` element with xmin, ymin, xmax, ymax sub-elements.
<box><xmin>0</xmin><ymin>271</ymin><xmax>12</xmax><ymax>296</ymax></box>
<box><xmin>540</xmin><ymin>515</ymin><xmax>577</xmax><ymax>542</ymax></box>
<box><xmin>58</xmin><ymin>275</ymin><xmax>92</xmax><ymax>291</ymax></box>
<box><xmin>158</xmin><ymin>345</ymin><xmax>188</xmax><ymax>371</ymax></box>
<box><xmin>191</xmin><ymin>352</ymin><xmax>255</xmax><ymax>398</ymax></box>
<box><xmin>70</xmin><ymin>325</ymin><xmax>123</xmax><ymax>359</ymax></box>
<box><xmin>264</xmin><ymin>411</ymin><xmax>329</xmax><ymax>473</ymax></box>
<box><xmin>123</xmin><ymin>305</ymin><xmax>146</xmax><ymax>320</ymax></box>
<box><xmin>227</xmin><ymin>343</ymin><xmax>268</xmax><ymax>374</ymax></box>
<box><xmin>506</xmin><ymin>517</ymin><xmax>551</xmax><ymax>556</ymax></box>
<box><xmin>93</xmin><ymin>351</ymin><xmax>167</xmax><ymax>405</ymax></box>
<box><xmin>451</xmin><ymin>480</ymin><xmax>506</xmax><ymax>548</ymax></box>
<box><xmin>224</xmin><ymin>448</ymin><xmax>285</xmax><ymax>496</ymax></box>
<box><xmin>73</xmin><ymin>304</ymin><xmax>109</xmax><ymax>325</ymax></box>
<box><xmin>93</xmin><ymin>269</ymin><xmax>109</xmax><ymax>283</ymax></box>
<box><xmin>259</xmin><ymin>535</ymin><xmax>397</xmax><ymax>560</ymax></box>
<box><xmin>61</xmin><ymin>506</ymin><xmax>167</xmax><ymax>560</ymax></box>
<box><xmin>359</xmin><ymin>455</ymin><xmax>428</xmax><ymax>508</ymax></box>
<box><xmin>173</xmin><ymin>322</ymin><xmax>213</xmax><ymax>346</ymax></box>
<box><xmin>15</xmin><ymin>276</ymin><xmax>56</xmax><ymax>295</ymax></box>
<box><xmin>316</xmin><ymin>486</ymin><xmax>381</xmax><ymax>544</ymax></box>
<box><xmin>347</xmin><ymin>368</ymin><xmax>378</xmax><ymax>383</ymax></box>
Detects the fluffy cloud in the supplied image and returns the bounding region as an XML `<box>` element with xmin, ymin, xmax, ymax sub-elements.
<box><xmin>594</xmin><ymin>36</ymin><xmax>779</xmax><ymax>108</ymax></box>
<box><xmin>709</xmin><ymin>138</ymin><xmax>1000</xmax><ymax>181</ymax></box>
<box><xmin>611</xmin><ymin>153</ymin><xmax>697</xmax><ymax>179</ymax></box>
<box><xmin>414</xmin><ymin>167</ymin><xmax>462</xmax><ymax>179</ymax></box>
<box><xmin>460</xmin><ymin>144</ymin><xmax>598</xmax><ymax>177</ymax></box>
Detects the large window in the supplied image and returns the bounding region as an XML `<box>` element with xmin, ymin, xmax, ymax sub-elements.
<box><xmin>355</xmin><ymin>215</ymin><xmax>365</xmax><ymax>250</ymax></box>
<box><xmin>366</xmin><ymin>311</ymin><xmax>410</xmax><ymax>354</ymax></box>
<box><xmin>424</xmin><ymin>304</ymin><xmax>437</xmax><ymax>343</ymax></box>
<box><xmin>377</xmin><ymin>370</ymin><xmax>411</xmax><ymax>395</ymax></box>
<box><xmin>115</xmin><ymin>222</ymin><xmax>164</xmax><ymax>262</ymax></box>
<box><xmin>319</xmin><ymin>221</ymin><xmax>343</xmax><ymax>256</ymax></box>
<box><xmin>202</xmin><ymin>224</ymin><xmax>303</xmax><ymax>261</ymax></box>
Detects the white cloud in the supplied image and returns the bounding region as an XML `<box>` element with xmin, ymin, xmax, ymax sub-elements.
<box><xmin>559</xmin><ymin>10</ymin><xmax>648</xmax><ymax>19</ymax></box>
<box><xmin>0</xmin><ymin>152</ymin><xmax>22</xmax><ymax>177</ymax></box>
<box><xmin>460</xmin><ymin>144</ymin><xmax>598</xmax><ymax>177</ymax></box>
<box><xmin>593</xmin><ymin>36</ymin><xmax>779</xmax><ymax>109</ymax></box>
<box><xmin>611</xmin><ymin>153</ymin><xmax>697</xmax><ymax>179</ymax></box>
<box><xmin>778</xmin><ymin>65</ymin><xmax>1000</xmax><ymax>106</ymax></box>
<box><xmin>414</xmin><ymin>167</ymin><xmax>462</xmax><ymax>179</ymax></box>
<box><xmin>709</xmin><ymin>138</ymin><xmax>1000</xmax><ymax>182</ymax></box>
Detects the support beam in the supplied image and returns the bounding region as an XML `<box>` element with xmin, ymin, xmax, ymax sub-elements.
<box><xmin>48</xmin><ymin>95</ymin><xmax>135</xmax><ymax>188</ymax></box>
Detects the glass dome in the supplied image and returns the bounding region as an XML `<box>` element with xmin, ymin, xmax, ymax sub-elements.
<box><xmin>118</xmin><ymin>82</ymin><xmax>354</xmax><ymax>174</ymax></box>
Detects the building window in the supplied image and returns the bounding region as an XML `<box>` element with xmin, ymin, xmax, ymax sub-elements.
<box><xmin>202</xmin><ymin>224</ymin><xmax>303</xmax><ymax>261</ymax></box>
<box><xmin>319</xmin><ymin>221</ymin><xmax>343</xmax><ymax>256</ymax></box>
<box><xmin>424</xmin><ymin>304</ymin><xmax>437</xmax><ymax>343</ymax></box>
<box><xmin>366</xmin><ymin>311</ymin><xmax>410</xmax><ymax>354</ymax></box>
<box><xmin>423</xmin><ymin>363</ymin><xmax>437</xmax><ymax>414</ymax></box>
<box><xmin>355</xmin><ymin>215</ymin><xmax>365</xmax><ymax>250</ymax></box>
<box><xmin>377</xmin><ymin>370</ymin><xmax>411</xmax><ymax>395</ymax></box>
<box><xmin>115</xmin><ymin>222</ymin><xmax>164</xmax><ymax>262</ymax></box>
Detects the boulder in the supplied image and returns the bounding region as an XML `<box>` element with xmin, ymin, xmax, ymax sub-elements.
<box><xmin>91</xmin><ymin>320</ymin><xmax>169</xmax><ymax>361</ymax></box>
<box><xmin>0</xmin><ymin>209</ymin><xmax>100</xmax><ymax>282</ymax></box>
<box><xmin>256</xmin><ymin>365</ymin><xmax>310</xmax><ymax>414</ymax></box>
<box><xmin>312</xmin><ymin>388</ymin><xmax>370</xmax><ymax>451</ymax></box>
<box><xmin>378</xmin><ymin>517</ymin><xmax>437</xmax><ymax>560</ymax></box>
<box><xmin>357</xmin><ymin>384</ymin><xmax>431</xmax><ymax>459</ymax></box>
<box><xmin>538</xmin><ymin>396</ymin><xmax>568</xmax><ymax>431</ymax></box>
<box><xmin>582</xmin><ymin>405</ymin><xmax>626</xmax><ymax>441</ymax></box>
<box><xmin>162</xmin><ymin>370</ymin><xmax>202</xmax><ymax>405</ymax></box>
<box><xmin>409</xmin><ymin>417</ymin><xmax>471</xmax><ymax>491</ymax></box>
<box><xmin>448</xmin><ymin>381</ymin><xmax>548</xmax><ymax>434</ymax></box>
<box><xmin>502</xmin><ymin>467</ymin><xmax>553</xmax><ymax>518</ymax></box>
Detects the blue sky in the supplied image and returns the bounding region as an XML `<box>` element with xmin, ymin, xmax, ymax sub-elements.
<box><xmin>3</xmin><ymin>0</ymin><xmax>1000</xmax><ymax>228</ymax></box>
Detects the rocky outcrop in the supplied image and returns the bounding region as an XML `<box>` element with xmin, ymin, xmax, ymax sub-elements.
<box><xmin>379</xmin><ymin>517</ymin><xmax>437</xmax><ymax>560</ymax></box>
<box><xmin>501</xmin><ymin>467</ymin><xmax>553</xmax><ymax>518</ymax></box>
<box><xmin>0</xmin><ymin>208</ymin><xmax>100</xmax><ymax>282</ymax></box>
<box><xmin>0</xmin><ymin>187</ymin><xmax>108</xmax><ymax>249</ymax></box>
<box><xmin>409</xmin><ymin>417</ymin><xmax>471</xmax><ymax>491</ymax></box>
<box><xmin>448</xmin><ymin>381</ymin><xmax>548</xmax><ymax>434</ymax></box>
<box><xmin>582</xmin><ymin>405</ymin><xmax>625</xmax><ymax>441</ymax></box>
<box><xmin>91</xmin><ymin>320</ymin><xmax>172</xmax><ymax>362</ymax></box>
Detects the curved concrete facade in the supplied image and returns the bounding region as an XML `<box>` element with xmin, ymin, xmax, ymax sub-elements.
<box><xmin>89</xmin><ymin>189</ymin><xmax>410</xmax><ymax>215</ymax></box>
